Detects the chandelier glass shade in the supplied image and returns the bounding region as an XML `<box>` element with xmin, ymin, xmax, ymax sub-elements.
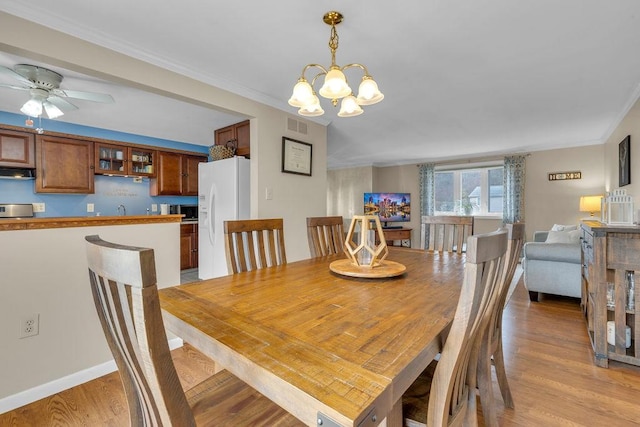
<box><xmin>288</xmin><ymin>11</ymin><xmax>383</xmax><ymax>118</ymax></box>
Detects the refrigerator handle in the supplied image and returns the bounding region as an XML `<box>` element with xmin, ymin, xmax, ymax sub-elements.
<box><xmin>208</xmin><ymin>184</ymin><xmax>216</xmax><ymax>246</ymax></box>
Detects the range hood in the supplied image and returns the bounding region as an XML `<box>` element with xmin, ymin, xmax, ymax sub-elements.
<box><xmin>0</xmin><ymin>167</ymin><xmax>36</xmax><ymax>179</ymax></box>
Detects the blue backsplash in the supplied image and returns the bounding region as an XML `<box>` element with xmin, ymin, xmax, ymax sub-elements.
<box><xmin>0</xmin><ymin>111</ymin><xmax>209</xmax><ymax>217</ymax></box>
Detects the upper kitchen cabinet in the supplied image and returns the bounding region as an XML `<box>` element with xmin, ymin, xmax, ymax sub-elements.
<box><xmin>0</xmin><ymin>129</ymin><xmax>35</xmax><ymax>168</ymax></box>
<box><xmin>36</xmin><ymin>135</ymin><xmax>94</xmax><ymax>193</ymax></box>
<box><xmin>95</xmin><ymin>142</ymin><xmax>156</xmax><ymax>177</ymax></box>
<box><xmin>214</xmin><ymin>120</ymin><xmax>250</xmax><ymax>158</ymax></box>
<box><xmin>150</xmin><ymin>151</ymin><xmax>207</xmax><ymax>196</ymax></box>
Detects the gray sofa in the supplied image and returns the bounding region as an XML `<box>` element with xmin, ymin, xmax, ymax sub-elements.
<box><xmin>522</xmin><ymin>230</ymin><xmax>582</xmax><ymax>301</ymax></box>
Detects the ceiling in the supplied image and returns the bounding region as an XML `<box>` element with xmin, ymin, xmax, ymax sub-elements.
<box><xmin>1</xmin><ymin>1</ymin><xmax>640</xmax><ymax>169</ymax></box>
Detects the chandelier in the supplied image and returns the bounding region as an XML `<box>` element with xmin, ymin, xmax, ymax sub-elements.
<box><xmin>288</xmin><ymin>11</ymin><xmax>384</xmax><ymax>118</ymax></box>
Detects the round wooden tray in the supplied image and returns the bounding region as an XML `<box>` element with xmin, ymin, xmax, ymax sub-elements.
<box><xmin>329</xmin><ymin>259</ymin><xmax>406</xmax><ymax>278</ymax></box>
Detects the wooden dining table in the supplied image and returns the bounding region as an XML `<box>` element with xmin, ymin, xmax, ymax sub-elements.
<box><xmin>159</xmin><ymin>248</ymin><xmax>464</xmax><ymax>427</ymax></box>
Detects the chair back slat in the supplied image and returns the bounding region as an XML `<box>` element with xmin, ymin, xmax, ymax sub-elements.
<box><xmin>427</xmin><ymin>229</ymin><xmax>507</xmax><ymax>426</ymax></box>
<box><xmin>420</xmin><ymin>215</ymin><xmax>474</xmax><ymax>254</ymax></box>
<box><xmin>85</xmin><ymin>235</ymin><xmax>195</xmax><ymax>426</ymax></box>
<box><xmin>306</xmin><ymin>216</ymin><xmax>345</xmax><ymax>258</ymax></box>
<box><xmin>224</xmin><ymin>218</ymin><xmax>287</xmax><ymax>273</ymax></box>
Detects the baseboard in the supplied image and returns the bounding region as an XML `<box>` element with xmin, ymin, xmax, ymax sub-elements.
<box><xmin>0</xmin><ymin>337</ymin><xmax>183</xmax><ymax>414</ymax></box>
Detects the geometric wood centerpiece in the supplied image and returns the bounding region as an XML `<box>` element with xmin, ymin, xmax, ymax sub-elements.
<box><xmin>344</xmin><ymin>215</ymin><xmax>389</xmax><ymax>267</ymax></box>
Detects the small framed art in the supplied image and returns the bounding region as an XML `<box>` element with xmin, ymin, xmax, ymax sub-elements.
<box><xmin>619</xmin><ymin>135</ymin><xmax>631</xmax><ymax>187</ymax></box>
<box><xmin>282</xmin><ymin>137</ymin><xmax>312</xmax><ymax>176</ymax></box>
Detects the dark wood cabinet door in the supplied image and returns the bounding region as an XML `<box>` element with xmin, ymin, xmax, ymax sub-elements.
<box><xmin>152</xmin><ymin>151</ymin><xmax>183</xmax><ymax>195</ymax></box>
<box><xmin>214</xmin><ymin>125</ymin><xmax>235</xmax><ymax>146</ymax></box>
<box><xmin>36</xmin><ymin>135</ymin><xmax>94</xmax><ymax>193</ymax></box>
<box><xmin>182</xmin><ymin>155</ymin><xmax>205</xmax><ymax>196</ymax></box>
<box><xmin>0</xmin><ymin>129</ymin><xmax>35</xmax><ymax>168</ymax></box>
<box><xmin>235</xmin><ymin>120</ymin><xmax>250</xmax><ymax>157</ymax></box>
<box><xmin>180</xmin><ymin>223</ymin><xmax>198</xmax><ymax>270</ymax></box>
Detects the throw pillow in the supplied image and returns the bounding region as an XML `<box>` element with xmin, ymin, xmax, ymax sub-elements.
<box><xmin>545</xmin><ymin>229</ymin><xmax>581</xmax><ymax>244</ymax></box>
<box><xmin>551</xmin><ymin>224</ymin><xmax>578</xmax><ymax>232</ymax></box>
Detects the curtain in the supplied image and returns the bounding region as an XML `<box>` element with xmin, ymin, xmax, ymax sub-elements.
<box><xmin>419</xmin><ymin>163</ymin><xmax>435</xmax><ymax>246</ymax></box>
<box><xmin>419</xmin><ymin>163</ymin><xmax>435</xmax><ymax>216</ymax></box>
<box><xmin>503</xmin><ymin>155</ymin><xmax>526</xmax><ymax>223</ymax></box>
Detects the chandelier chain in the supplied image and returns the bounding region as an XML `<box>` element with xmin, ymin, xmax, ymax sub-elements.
<box><xmin>329</xmin><ymin>24</ymin><xmax>339</xmax><ymax>67</ymax></box>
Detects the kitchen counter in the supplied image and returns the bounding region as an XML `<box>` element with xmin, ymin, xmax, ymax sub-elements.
<box><xmin>0</xmin><ymin>214</ymin><xmax>183</xmax><ymax>231</ymax></box>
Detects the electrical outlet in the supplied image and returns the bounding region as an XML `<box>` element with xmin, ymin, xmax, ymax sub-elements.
<box><xmin>87</xmin><ymin>203</ymin><xmax>95</xmax><ymax>213</ymax></box>
<box><xmin>19</xmin><ymin>314</ymin><xmax>39</xmax><ymax>339</ymax></box>
<box><xmin>265</xmin><ymin>187</ymin><xmax>273</xmax><ymax>200</ymax></box>
<box><xmin>151</xmin><ymin>204</ymin><xmax>158</xmax><ymax>212</ymax></box>
<box><xmin>32</xmin><ymin>203</ymin><xmax>45</xmax><ymax>213</ymax></box>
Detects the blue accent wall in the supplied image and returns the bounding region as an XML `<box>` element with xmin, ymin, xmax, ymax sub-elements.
<box><xmin>0</xmin><ymin>111</ymin><xmax>210</xmax><ymax>217</ymax></box>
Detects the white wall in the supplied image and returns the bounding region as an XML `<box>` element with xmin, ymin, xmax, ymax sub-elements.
<box><xmin>525</xmin><ymin>144</ymin><xmax>605</xmax><ymax>239</ymax></box>
<box><xmin>603</xmin><ymin>97</ymin><xmax>640</xmax><ymax>205</ymax></box>
<box><xmin>0</xmin><ymin>223</ymin><xmax>180</xmax><ymax>402</ymax></box>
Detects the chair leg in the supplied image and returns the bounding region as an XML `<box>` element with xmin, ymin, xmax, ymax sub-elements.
<box><xmin>477</xmin><ymin>342</ymin><xmax>499</xmax><ymax>427</ymax></box>
<box><xmin>493</xmin><ymin>334</ymin><xmax>514</xmax><ymax>408</ymax></box>
<box><xmin>528</xmin><ymin>290</ymin><xmax>539</xmax><ymax>302</ymax></box>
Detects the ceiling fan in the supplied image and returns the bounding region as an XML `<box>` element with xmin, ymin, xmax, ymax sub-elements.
<box><xmin>0</xmin><ymin>64</ymin><xmax>114</xmax><ymax>119</ymax></box>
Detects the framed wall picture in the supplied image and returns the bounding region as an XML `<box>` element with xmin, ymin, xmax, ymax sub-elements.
<box><xmin>282</xmin><ymin>137</ymin><xmax>312</xmax><ymax>176</ymax></box>
<box><xmin>619</xmin><ymin>135</ymin><xmax>631</xmax><ymax>187</ymax></box>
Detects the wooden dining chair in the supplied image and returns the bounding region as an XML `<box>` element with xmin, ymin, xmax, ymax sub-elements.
<box><xmin>85</xmin><ymin>235</ymin><xmax>301</xmax><ymax>426</ymax></box>
<box><xmin>476</xmin><ymin>222</ymin><xmax>525</xmax><ymax>427</ymax></box>
<box><xmin>306</xmin><ymin>216</ymin><xmax>345</xmax><ymax>258</ymax></box>
<box><xmin>420</xmin><ymin>215</ymin><xmax>474</xmax><ymax>254</ymax></box>
<box><xmin>223</xmin><ymin>218</ymin><xmax>287</xmax><ymax>273</ymax></box>
<box><xmin>402</xmin><ymin>229</ymin><xmax>508</xmax><ymax>427</ymax></box>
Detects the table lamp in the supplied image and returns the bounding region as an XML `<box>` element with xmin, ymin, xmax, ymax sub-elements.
<box><xmin>579</xmin><ymin>195</ymin><xmax>603</xmax><ymax>217</ymax></box>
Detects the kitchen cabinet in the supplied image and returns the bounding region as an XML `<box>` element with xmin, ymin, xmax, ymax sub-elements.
<box><xmin>0</xmin><ymin>129</ymin><xmax>35</xmax><ymax>168</ymax></box>
<box><xmin>180</xmin><ymin>223</ymin><xmax>198</xmax><ymax>270</ymax></box>
<box><xmin>36</xmin><ymin>135</ymin><xmax>94</xmax><ymax>193</ymax></box>
<box><xmin>150</xmin><ymin>151</ymin><xmax>207</xmax><ymax>196</ymax></box>
<box><xmin>94</xmin><ymin>142</ymin><xmax>156</xmax><ymax>177</ymax></box>
<box><xmin>214</xmin><ymin>120</ymin><xmax>250</xmax><ymax>158</ymax></box>
<box><xmin>581</xmin><ymin>221</ymin><xmax>640</xmax><ymax>368</ymax></box>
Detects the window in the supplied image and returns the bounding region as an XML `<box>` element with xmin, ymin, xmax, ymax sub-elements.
<box><xmin>435</xmin><ymin>166</ymin><xmax>503</xmax><ymax>216</ymax></box>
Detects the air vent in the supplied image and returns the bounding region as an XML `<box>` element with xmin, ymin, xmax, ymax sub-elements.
<box><xmin>286</xmin><ymin>117</ymin><xmax>308</xmax><ymax>135</ymax></box>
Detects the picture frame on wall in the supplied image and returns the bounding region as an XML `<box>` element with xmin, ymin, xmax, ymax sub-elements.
<box><xmin>619</xmin><ymin>135</ymin><xmax>631</xmax><ymax>187</ymax></box>
<box><xmin>282</xmin><ymin>137</ymin><xmax>312</xmax><ymax>176</ymax></box>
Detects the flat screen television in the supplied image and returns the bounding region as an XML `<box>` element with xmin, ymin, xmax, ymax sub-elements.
<box><xmin>363</xmin><ymin>192</ymin><xmax>411</xmax><ymax>226</ymax></box>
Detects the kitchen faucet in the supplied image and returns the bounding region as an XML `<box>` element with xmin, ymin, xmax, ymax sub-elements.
<box><xmin>117</xmin><ymin>204</ymin><xmax>126</xmax><ymax>216</ymax></box>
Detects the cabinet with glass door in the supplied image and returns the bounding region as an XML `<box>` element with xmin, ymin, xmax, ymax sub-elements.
<box><xmin>95</xmin><ymin>143</ymin><xmax>156</xmax><ymax>177</ymax></box>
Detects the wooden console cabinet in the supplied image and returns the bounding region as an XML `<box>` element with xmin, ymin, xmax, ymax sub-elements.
<box><xmin>581</xmin><ymin>221</ymin><xmax>640</xmax><ymax>367</ymax></box>
<box><xmin>375</xmin><ymin>228</ymin><xmax>412</xmax><ymax>248</ymax></box>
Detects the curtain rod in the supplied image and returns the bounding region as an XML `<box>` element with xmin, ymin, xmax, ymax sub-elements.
<box><xmin>416</xmin><ymin>153</ymin><xmax>530</xmax><ymax>168</ymax></box>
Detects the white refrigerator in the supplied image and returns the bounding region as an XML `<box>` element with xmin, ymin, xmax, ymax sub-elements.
<box><xmin>198</xmin><ymin>157</ymin><xmax>250</xmax><ymax>280</ymax></box>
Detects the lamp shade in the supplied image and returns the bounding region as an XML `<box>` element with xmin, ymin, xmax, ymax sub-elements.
<box><xmin>356</xmin><ymin>76</ymin><xmax>384</xmax><ymax>106</ymax></box>
<box><xmin>337</xmin><ymin>95</ymin><xmax>363</xmax><ymax>117</ymax></box>
<box><xmin>319</xmin><ymin>68</ymin><xmax>352</xmax><ymax>100</ymax></box>
<box><xmin>580</xmin><ymin>195</ymin><xmax>603</xmax><ymax>216</ymax></box>
<box><xmin>288</xmin><ymin>79</ymin><xmax>314</xmax><ymax>107</ymax></box>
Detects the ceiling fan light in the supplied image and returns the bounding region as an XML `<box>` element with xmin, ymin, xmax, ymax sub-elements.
<box><xmin>319</xmin><ymin>68</ymin><xmax>351</xmax><ymax>99</ymax></box>
<box><xmin>43</xmin><ymin>101</ymin><xmax>64</xmax><ymax>119</ymax></box>
<box><xmin>337</xmin><ymin>95</ymin><xmax>363</xmax><ymax>117</ymax></box>
<box><xmin>288</xmin><ymin>79</ymin><xmax>314</xmax><ymax>107</ymax></box>
<box><xmin>20</xmin><ymin>98</ymin><xmax>43</xmax><ymax>117</ymax></box>
<box><xmin>356</xmin><ymin>76</ymin><xmax>384</xmax><ymax>106</ymax></box>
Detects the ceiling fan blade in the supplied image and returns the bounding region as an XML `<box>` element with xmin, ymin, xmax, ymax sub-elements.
<box><xmin>47</xmin><ymin>95</ymin><xmax>78</xmax><ymax>111</ymax></box>
<box><xmin>0</xmin><ymin>82</ymin><xmax>30</xmax><ymax>91</ymax></box>
<box><xmin>0</xmin><ymin>65</ymin><xmax>35</xmax><ymax>87</ymax></box>
<box><xmin>52</xmin><ymin>88</ymin><xmax>114</xmax><ymax>103</ymax></box>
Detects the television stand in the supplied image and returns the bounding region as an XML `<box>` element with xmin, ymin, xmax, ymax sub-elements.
<box><xmin>375</xmin><ymin>228</ymin><xmax>412</xmax><ymax>248</ymax></box>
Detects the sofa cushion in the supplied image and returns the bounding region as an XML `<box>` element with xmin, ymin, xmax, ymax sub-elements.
<box><xmin>551</xmin><ymin>224</ymin><xmax>578</xmax><ymax>231</ymax></box>
<box><xmin>545</xmin><ymin>229</ymin><xmax>581</xmax><ymax>244</ymax></box>
<box><xmin>522</xmin><ymin>242</ymin><xmax>581</xmax><ymax>264</ymax></box>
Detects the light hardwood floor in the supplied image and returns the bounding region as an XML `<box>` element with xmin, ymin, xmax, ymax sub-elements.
<box><xmin>2</xmin><ymin>279</ymin><xmax>640</xmax><ymax>426</ymax></box>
